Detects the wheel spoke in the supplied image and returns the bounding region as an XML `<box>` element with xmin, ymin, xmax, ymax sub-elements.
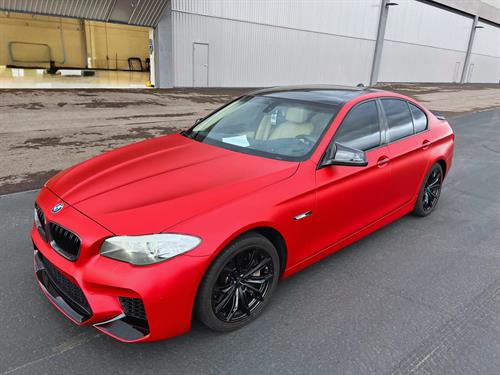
<box><xmin>238</xmin><ymin>288</ymin><xmax>251</xmax><ymax>315</ymax></box>
<box><xmin>214</xmin><ymin>284</ymin><xmax>234</xmax><ymax>294</ymax></box>
<box><xmin>240</xmin><ymin>282</ymin><xmax>264</xmax><ymax>301</ymax></box>
<box><xmin>225</xmin><ymin>288</ymin><xmax>240</xmax><ymax>322</ymax></box>
<box><xmin>245</xmin><ymin>274</ymin><xmax>273</xmax><ymax>284</ymax></box>
<box><xmin>242</xmin><ymin>258</ymin><xmax>271</xmax><ymax>278</ymax></box>
<box><xmin>215</xmin><ymin>285</ymin><xmax>236</xmax><ymax>313</ymax></box>
<box><xmin>428</xmin><ymin>177</ymin><xmax>440</xmax><ymax>188</ymax></box>
<box><xmin>245</xmin><ymin>250</ymin><xmax>255</xmax><ymax>273</ymax></box>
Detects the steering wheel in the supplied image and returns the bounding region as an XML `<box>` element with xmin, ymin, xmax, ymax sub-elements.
<box><xmin>295</xmin><ymin>134</ymin><xmax>316</xmax><ymax>146</ymax></box>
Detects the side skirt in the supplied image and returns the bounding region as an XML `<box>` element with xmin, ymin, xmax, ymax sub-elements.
<box><xmin>282</xmin><ymin>201</ymin><xmax>414</xmax><ymax>278</ymax></box>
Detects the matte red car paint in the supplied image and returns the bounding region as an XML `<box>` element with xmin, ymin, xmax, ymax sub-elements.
<box><xmin>32</xmin><ymin>91</ymin><xmax>454</xmax><ymax>342</ymax></box>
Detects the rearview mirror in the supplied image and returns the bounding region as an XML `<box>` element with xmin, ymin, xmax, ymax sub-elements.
<box><xmin>320</xmin><ymin>142</ymin><xmax>368</xmax><ymax>168</ymax></box>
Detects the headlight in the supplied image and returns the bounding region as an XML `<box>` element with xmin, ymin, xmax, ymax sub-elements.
<box><xmin>100</xmin><ymin>234</ymin><xmax>201</xmax><ymax>265</ymax></box>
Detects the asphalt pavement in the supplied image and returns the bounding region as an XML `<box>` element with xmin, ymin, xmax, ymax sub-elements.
<box><xmin>0</xmin><ymin>108</ymin><xmax>499</xmax><ymax>374</ymax></box>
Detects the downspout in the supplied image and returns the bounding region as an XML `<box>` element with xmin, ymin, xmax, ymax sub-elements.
<box><xmin>460</xmin><ymin>16</ymin><xmax>479</xmax><ymax>84</ymax></box>
<box><xmin>369</xmin><ymin>0</ymin><xmax>398</xmax><ymax>86</ymax></box>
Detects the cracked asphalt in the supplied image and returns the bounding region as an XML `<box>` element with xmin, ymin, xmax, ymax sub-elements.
<box><xmin>0</xmin><ymin>108</ymin><xmax>499</xmax><ymax>374</ymax></box>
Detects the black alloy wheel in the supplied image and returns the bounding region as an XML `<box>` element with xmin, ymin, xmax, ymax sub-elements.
<box><xmin>413</xmin><ymin>163</ymin><xmax>443</xmax><ymax>217</ymax></box>
<box><xmin>212</xmin><ymin>248</ymin><xmax>274</xmax><ymax>323</ymax></box>
<box><xmin>196</xmin><ymin>233</ymin><xmax>280</xmax><ymax>332</ymax></box>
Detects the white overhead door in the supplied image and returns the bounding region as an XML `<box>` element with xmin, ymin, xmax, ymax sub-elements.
<box><xmin>467</xmin><ymin>21</ymin><xmax>500</xmax><ymax>83</ymax></box>
<box><xmin>170</xmin><ymin>0</ymin><xmax>381</xmax><ymax>87</ymax></box>
<box><xmin>378</xmin><ymin>1</ymin><xmax>473</xmax><ymax>82</ymax></box>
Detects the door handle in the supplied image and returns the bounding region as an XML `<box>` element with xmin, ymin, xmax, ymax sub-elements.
<box><xmin>377</xmin><ymin>156</ymin><xmax>390</xmax><ymax>167</ymax></box>
<box><xmin>422</xmin><ymin>140</ymin><xmax>431</xmax><ymax>150</ymax></box>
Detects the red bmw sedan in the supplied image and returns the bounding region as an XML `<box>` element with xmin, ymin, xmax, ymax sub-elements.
<box><xmin>32</xmin><ymin>86</ymin><xmax>454</xmax><ymax>342</ymax></box>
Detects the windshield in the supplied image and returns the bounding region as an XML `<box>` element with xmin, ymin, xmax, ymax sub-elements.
<box><xmin>182</xmin><ymin>95</ymin><xmax>339</xmax><ymax>161</ymax></box>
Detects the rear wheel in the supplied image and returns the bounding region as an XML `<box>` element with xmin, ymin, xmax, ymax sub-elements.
<box><xmin>196</xmin><ymin>233</ymin><xmax>280</xmax><ymax>332</ymax></box>
<box><xmin>413</xmin><ymin>163</ymin><xmax>443</xmax><ymax>217</ymax></box>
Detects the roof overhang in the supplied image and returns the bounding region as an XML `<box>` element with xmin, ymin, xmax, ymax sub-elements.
<box><xmin>0</xmin><ymin>0</ymin><xmax>169</xmax><ymax>27</ymax></box>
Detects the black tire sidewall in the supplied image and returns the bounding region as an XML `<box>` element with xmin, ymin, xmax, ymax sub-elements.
<box><xmin>195</xmin><ymin>233</ymin><xmax>280</xmax><ymax>332</ymax></box>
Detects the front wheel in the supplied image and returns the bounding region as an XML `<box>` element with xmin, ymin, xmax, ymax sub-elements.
<box><xmin>195</xmin><ymin>233</ymin><xmax>280</xmax><ymax>332</ymax></box>
<box><xmin>413</xmin><ymin>163</ymin><xmax>443</xmax><ymax>217</ymax></box>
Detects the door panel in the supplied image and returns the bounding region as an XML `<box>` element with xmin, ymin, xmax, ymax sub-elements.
<box><xmin>382</xmin><ymin>100</ymin><xmax>430</xmax><ymax>207</ymax></box>
<box><xmin>314</xmin><ymin>146</ymin><xmax>392</xmax><ymax>252</ymax></box>
<box><xmin>387</xmin><ymin>132</ymin><xmax>430</xmax><ymax>207</ymax></box>
<box><xmin>193</xmin><ymin>43</ymin><xmax>208</xmax><ymax>87</ymax></box>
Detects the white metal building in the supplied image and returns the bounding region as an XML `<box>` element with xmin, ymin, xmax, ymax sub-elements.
<box><xmin>153</xmin><ymin>0</ymin><xmax>500</xmax><ymax>88</ymax></box>
<box><xmin>1</xmin><ymin>0</ymin><xmax>499</xmax><ymax>88</ymax></box>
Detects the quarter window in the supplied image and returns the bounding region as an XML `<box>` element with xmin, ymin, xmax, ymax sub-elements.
<box><xmin>382</xmin><ymin>99</ymin><xmax>414</xmax><ymax>142</ymax></box>
<box><xmin>409</xmin><ymin>103</ymin><xmax>428</xmax><ymax>133</ymax></box>
<box><xmin>334</xmin><ymin>101</ymin><xmax>381</xmax><ymax>151</ymax></box>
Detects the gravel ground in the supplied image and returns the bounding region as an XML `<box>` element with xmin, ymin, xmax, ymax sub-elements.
<box><xmin>0</xmin><ymin>83</ymin><xmax>499</xmax><ymax>194</ymax></box>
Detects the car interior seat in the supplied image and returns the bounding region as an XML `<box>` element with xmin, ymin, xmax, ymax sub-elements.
<box><xmin>268</xmin><ymin>108</ymin><xmax>314</xmax><ymax>140</ymax></box>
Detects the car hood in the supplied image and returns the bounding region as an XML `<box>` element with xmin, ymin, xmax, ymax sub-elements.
<box><xmin>47</xmin><ymin>134</ymin><xmax>298</xmax><ymax>235</ymax></box>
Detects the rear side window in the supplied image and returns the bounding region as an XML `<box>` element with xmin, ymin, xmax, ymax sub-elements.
<box><xmin>409</xmin><ymin>103</ymin><xmax>427</xmax><ymax>133</ymax></box>
<box><xmin>382</xmin><ymin>99</ymin><xmax>414</xmax><ymax>142</ymax></box>
<box><xmin>334</xmin><ymin>101</ymin><xmax>381</xmax><ymax>151</ymax></box>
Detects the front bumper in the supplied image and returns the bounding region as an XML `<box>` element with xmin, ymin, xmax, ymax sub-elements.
<box><xmin>32</xmin><ymin>188</ymin><xmax>210</xmax><ymax>342</ymax></box>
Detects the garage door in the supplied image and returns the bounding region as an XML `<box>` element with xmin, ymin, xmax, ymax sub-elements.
<box><xmin>378</xmin><ymin>1</ymin><xmax>474</xmax><ymax>83</ymax></box>
<box><xmin>467</xmin><ymin>21</ymin><xmax>500</xmax><ymax>83</ymax></box>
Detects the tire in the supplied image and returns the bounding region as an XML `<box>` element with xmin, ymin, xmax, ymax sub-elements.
<box><xmin>413</xmin><ymin>163</ymin><xmax>443</xmax><ymax>217</ymax></box>
<box><xmin>195</xmin><ymin>232</ymin><xmax>280</xmax><ymax>332</ymax></box>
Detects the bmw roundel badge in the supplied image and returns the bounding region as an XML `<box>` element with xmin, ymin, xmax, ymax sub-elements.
<box><xmin>52</xmin><ymin>203</ymin><xmax>64</xmax><ymax>213</ymax></box>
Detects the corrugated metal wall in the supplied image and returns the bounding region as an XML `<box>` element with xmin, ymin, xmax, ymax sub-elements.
<box><xmin>467</xmin><ymin>21</ymin><xmax>500</xmax><ymax>83</ymax></box>
<box><xmin>0</xmin><ymin>0</ymin><xmax>114</xmax><ymax>21</ymax></box>
<box><xmin>378</xmin><ymin>0</ymin><xmax>473</xmax><ymax>83</ymax></box>
<box><xmin>161</xmin><ymin>0</ymin><xmax>500</xmax><ymax>87</ymax></box>
<box><xmin>170</xmin><ymin>0</ymin><xmax>381</xmax><ymax>87</ymax></box>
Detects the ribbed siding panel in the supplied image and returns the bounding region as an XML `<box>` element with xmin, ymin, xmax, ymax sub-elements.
<box><xmin>379</xmin><ymin>0</ymin><xmax>473</xmax><ymax>83</ymax></box>
<box><xmin>472</xmin><ymin>21</ymin><xmax>500</xmax><ymax>58</ymax></box>
<box><xmin>468</xmin><ymin>21</ymin><xmax>500</xmax><ymax>83</ymax></box>
<box><xmin>171</xmin><ymin>11</ymin><xmax>375</xmax><ymax>87</ymax></box>
<box><xmin>171</xmin><ymin>0</ymin><xmax>380</xmax><ymax>41</ymax></box>
<box><xmin>0</xmin><ymin>0</ymin><xmax>168</xmax><ymax>26</ymax></box>
<box><xmin>129</xmin><ymin>0</ymin><xmax>169</xmax><ymax>28</ymax></box>
<box><xmin>384</xmin><ymin>0</ymin><xmax>473</xmax><ymax>52</ymax></box>
<box><xmin>0</xmin><ymin>0</ymin><xmax>114</xmax><ymax>22</ymax></box>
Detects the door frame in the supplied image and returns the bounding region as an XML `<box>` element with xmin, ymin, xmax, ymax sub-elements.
<box><xmin>192</xmin><ymin>42</ymin><xmax>209</xmax><ymax>87</ymax></box>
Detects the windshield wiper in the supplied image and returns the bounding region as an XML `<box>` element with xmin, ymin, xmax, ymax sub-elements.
<box><xmin>181</xmin><ymin>130</ymin><xmax>196</xmax><ymax>139</ymax></box>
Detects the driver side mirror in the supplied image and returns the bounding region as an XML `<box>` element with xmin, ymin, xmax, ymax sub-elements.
<box><xmin>320</xmin><ymin>142</ymin><xmax>368</xmax><ymax>168</ymax></box>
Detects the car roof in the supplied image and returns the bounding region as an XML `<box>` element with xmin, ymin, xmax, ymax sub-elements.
<box><xmin>247</xmin><ymin>85</ymin><xmax>382</xmax><ymax>106</ymax></box>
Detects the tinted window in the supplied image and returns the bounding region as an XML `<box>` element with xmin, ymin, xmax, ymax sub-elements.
<box><xmin>382</xmin><ymin>99</ymin><xmax>414</xmax><ymax>142</ymax></box>
<box><xmin>409</xmin><ymin>103</ymin><xmax>427</xmax><ymax>133</ymax></box>
<box><xmin>334</xmin><ymin>101</ymin><xmax>381</xmax><ymax>151</ymax></box>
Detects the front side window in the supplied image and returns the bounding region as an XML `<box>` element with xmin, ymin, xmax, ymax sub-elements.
<box><xmin>334</xmin><ymin>101</ymin><xmax>381</xmax><ymax>151</ymax></box>
<box><xmin>409</xmin><ymin>103</ymin><xmax>428</xmax><ymax>133</ymax></box>
<box><xmin>382</xmin><ymin>99</ymin><xmax>414</xmax><ymax>142</ymax></box>
<box><xmin>183</xmin><ymin>96</ymin><xmax>339</xmax><ymax>161</ymax></box>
